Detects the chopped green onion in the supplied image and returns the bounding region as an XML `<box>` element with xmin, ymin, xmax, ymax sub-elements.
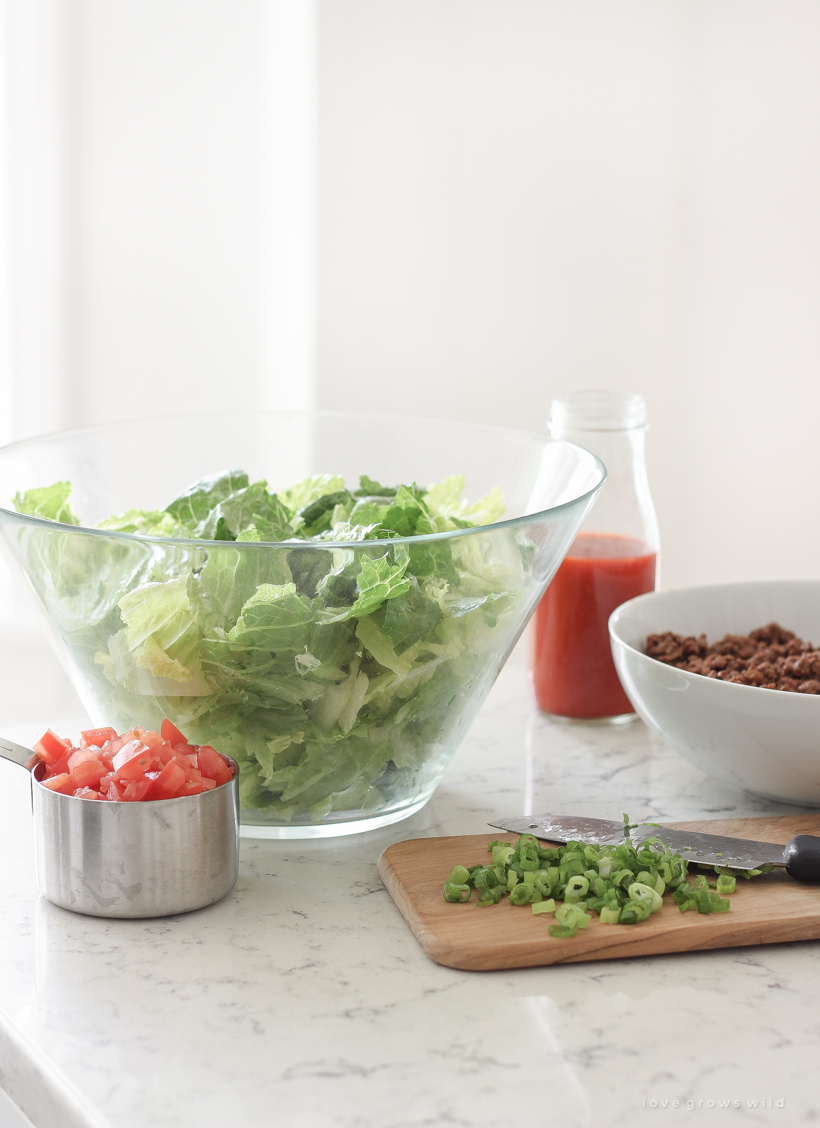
<box><xmin>564</xmin><ymin>875</ymin><xmax>590</xmax><ymax>903</ymax></box>
<box><xmin>509</xmin><ymin>883</ymin><xmax>533</xmax><ymax>906</ymax></box>
<box><xmin>550</xmin><ymin>903</ymin><xmax>591</xmax><ymax>936</ymax></box>
<box><xmin>611</xmin><ymin>868</ymin><xmax>635</xmax><ymax>889</ymax></box>
<box><xmin>599</xmin><ymin>905</ymin><xmax>621</xmax><ymax>924</ymax></box>
<box><xmin>618</xmin><ymin>902</ymin><xmax>647</xmax><ymax>925</ymax></box>
<box><xmin>735</xmin><ymin>865</ymin><xmax>773</xmax><ymax>880</ymax></box>
<box><xmin>441</xmin><ymin>815</ymin><xmax>766</xmax><ymax>938</ymax></box>
<box><xmin>596</xmin><ymin>856</ymin><xmax>616</xmax><ymax>878</ymax></box>
<box><xmin>628</xmin><ymin>882</ymin><xmax>663</xmax><ymax>914</ymax></box>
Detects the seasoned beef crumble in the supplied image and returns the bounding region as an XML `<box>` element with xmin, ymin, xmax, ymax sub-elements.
<box><xmin>644</xmin><ymin>622</ymin><xmax>820</xmax><ymax>694</ymax></box>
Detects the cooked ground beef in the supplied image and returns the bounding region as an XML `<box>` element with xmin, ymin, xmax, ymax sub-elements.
<box><xmin>644</xmin><ymin>622</ymin><xmax>820</xmax><ymax>694</ymax></box>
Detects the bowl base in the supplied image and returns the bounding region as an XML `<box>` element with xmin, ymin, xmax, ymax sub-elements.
<box><xmin>238</xmin><ymin>794</ymin><xmax>432</xmax><ymax>839</ymax></box>
<box><xmin>543</xmin><ymin>711</ymin><xmax>639</xmax><ymax>727</ymax></box>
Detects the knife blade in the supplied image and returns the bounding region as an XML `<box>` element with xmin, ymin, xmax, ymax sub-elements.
<box><xmin>488</xmin><ymin>814</ymin><xmax>788</xmax><ymax>871</ymax></box>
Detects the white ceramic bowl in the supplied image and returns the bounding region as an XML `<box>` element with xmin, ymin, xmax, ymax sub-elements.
<box><xmin>609</xmin><ymin>580</ymin><xmax>820</xmax><ymax>805</ymax></box>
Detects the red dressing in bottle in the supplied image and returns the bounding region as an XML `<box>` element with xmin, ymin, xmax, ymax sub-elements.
<box><xmin>532</xmin><ymin>533</ymin><xmax>657</xmax><ymax>718</ymax></box>
<box><xmin>530</xmin><ymin>392</ymin><xmax>659</xmax><ymax>723</ymax></box>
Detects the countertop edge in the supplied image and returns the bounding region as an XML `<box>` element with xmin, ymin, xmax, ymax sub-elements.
<box><xmin>0</xmin><ymin>1007</ymin><xmax>108</xmax><ymax>1128</ymax></box>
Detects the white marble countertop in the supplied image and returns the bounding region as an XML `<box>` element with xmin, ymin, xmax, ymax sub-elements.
<box><xmin>1</xmin><ymin>647</ymin><xmax>818</xmax><ymax>1128</ymax></box>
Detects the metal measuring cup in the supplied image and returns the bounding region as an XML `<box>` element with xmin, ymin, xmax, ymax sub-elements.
<box><xmin>0</xmin><ymin>736</ymin><xmax>239</xmax><ymax>918</ymax></box>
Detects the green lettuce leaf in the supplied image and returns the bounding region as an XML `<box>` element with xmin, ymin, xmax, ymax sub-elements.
<box><xmin>195</xmin><ymin>481</ymin><xmax>295</xmax><ymax>542</ymax></box>
<box><xmin>347</xmin><ymin>499</ymin><xmax>390</xmax><ymax>528</ymax></box>
<box><xmin>378</xmin><ymin>578</ymin><xmax>443</xmax><ymax>654</ymax></box>
<box><xmin>423</xmin><ymin>475</ymin><xmax>465</xmax><ymax>519</ymax></box>
<box><xmin>297</xmin><ymin>490</ymin><xmax>353</xmax><ymax>538</ymax></box>
<box><xmin>228</xmin><ymin>582</ymin><xmax>315</xmax><ymax>652</ymax></box>
<box><xmin>278</xmin><ymin>474</ymin><xmax>345</xmax><ymax>513</ymax></box>
<box><xmin>424</xmin><ymin>474</ymin><xmax>505</xmax><ymax>529</ymax></box>
<box><xmin>118</xmin><ymin>575</ymin><xmax>202</xmax><ymax>681</ymax></box>
<box><xmin>321</xmin><ymin>552</ymin><xmax>411</xmax><ymax>623</ymax></box>
<box><xmin>97</xmin><ymin>509</ymin><xmax>178</xmax><ymax>537</ymax></box>
<box><xmin>354</xmin><ymin>475</ymin><xmax>398</xmax><ymax>498</ymax></box>
<box><xmin>164</xmin><ymin>469</ymin><xmax>250</xmax><ymax>528</ymax></box>
<box><xmin>13</xmin><ymin>482</ymin><xmax>80</xmax><ymax>525</ymax></box>
<box><xmin>194</xmin><ymin>541</ymin><xmax>292</xmax><ymax>631</ymax></box>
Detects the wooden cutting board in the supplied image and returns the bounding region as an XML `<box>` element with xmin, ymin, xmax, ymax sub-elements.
<box><xmin>377</xmin><ymin>815</ymin><xmax>820</xmax><ymax>970</ymax></box>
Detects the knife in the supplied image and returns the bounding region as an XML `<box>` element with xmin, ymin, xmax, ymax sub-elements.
<box><xmin>488</xmin><ymin>814</ymin><xmax>820</xmax><ymax>883</ymax></box>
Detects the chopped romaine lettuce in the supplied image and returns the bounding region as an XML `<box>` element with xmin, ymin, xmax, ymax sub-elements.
<box><xmin>14</xmin><ymin>482</ymin><xmax>80</xmax><ymax>526</ymax></box>
<box><xmin>12</xmin><ymin>470</ymin><xmax>527</xmax><ymax>825</ymax></box>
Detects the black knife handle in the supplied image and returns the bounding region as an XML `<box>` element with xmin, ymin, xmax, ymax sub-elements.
<box><xmin>784</xmin><ymin>836</ymin><xmax>820</xmax><ymax>883</ymax></box>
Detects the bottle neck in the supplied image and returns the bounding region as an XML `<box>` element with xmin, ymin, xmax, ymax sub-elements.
<box><xmin>549</xmin><ymin>394</ymin><xmax>659</xmax><ymax>553</ymax></box>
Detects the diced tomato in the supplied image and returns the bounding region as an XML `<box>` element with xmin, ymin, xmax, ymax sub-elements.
<box><xmin>112</xmin><ymin>739</ymin><xmax>146</xmax><ymax>771</ymax></box>
<box><xmin>146</xmin><ymin>759</ymin><xmax>186</xmax><ymax>801</ymax></box>
<box><xmin>106</xmin><ymin>777</ymin><xmax>126</xmax><ymax>801</ymax></box>
<box><xmin>114</xmin><ymin>751</ymin><xmax>155</xmax><ymax>782</ymax></box>
<box><xmin>197</xmin><ymin>746</ymin><xmax>234</xmax><ymax>786</ymax></box>
<box><xmin>156</xmin><ymin>741</ymin><xmax>177</xmax><ymax>766</ymax></box>
<box><xmin>122</xmin><ymin>779</ymin><xmax>152</xmax><ymax>801</ymax></box>
<box><xmin>37</xmin><ymin>722</ymin><xmax>233</xmax><ymax>803</ymax></box>
<box><xmin>68</xmin><ymin>747</ymin><xmax>98</xmax><ymax>770</ymax></box>
<box><xmin>42</xmin><ymin>773</ymin><xmax>74</xmax><ymax>795</ymax></box>
<box><xmin>80</xmin><ymin>726</ymin><xmax>118</xmax><ymax>749</ymax></box>
<box><xmin>33</xmin><ymin>729</ymin><xmax>71</xmax><ymax>766</ymax></box>
<box><xmin>109</xmin><ymin>731</ymin><xmax>138</xmax><ymax>754</ymax></box>
<box><xmin>70</xmin><ymin>758</ymin><xmax>106</xmax><ymax>790</ymax></box>
<box><xmin>169</xmin><ymin>751</ymin><xmax>201</xmax><ymax>781</ymax></box>
<box><xmin>50</xmin><ymin>749</ymin><xmax>75</xmax><ymax>777</ymax></box>
<box><xmin>179</xmin><ymin>758</ymin><xmax>202</xmax><ymax>782</ymax></box>
<box><xmin>161</xmin><ymin>718</ymin><xmax>188</xmax><ymax>746</ymax></box>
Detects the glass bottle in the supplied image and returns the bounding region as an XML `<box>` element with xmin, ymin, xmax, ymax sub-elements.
<box><xmin>530</xmin><ymin>390</ymin><xmax>660</xmax><ymax>723</ymax></box>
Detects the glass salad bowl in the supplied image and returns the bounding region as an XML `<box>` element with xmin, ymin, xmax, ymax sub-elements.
<box><xmin>0</xmin><ymin>411</ymin><xmax>605</xmax><ymax>838</ymax></box>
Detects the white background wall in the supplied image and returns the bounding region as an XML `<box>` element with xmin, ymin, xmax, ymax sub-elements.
<box><xmin>0</xmin><ymin>0</ymin><xmax>316</xmax><ymax>439</ymax></box>
<box><xmin>316</xmin><ymin>0</ymin><xmax>820</xmax><ymax>590</ymax></box>
<box><xmin>0</xmin><ymin>0</ymin><xmax>819</xmax><ymax>646</ymax></box>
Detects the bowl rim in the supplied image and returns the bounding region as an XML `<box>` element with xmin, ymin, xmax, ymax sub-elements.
<box><xmin>609</xmin><ymin>578</ymin><xmax>820</xmax><ymax>704</ymax></box>
<box><xmin>0</xmin><ymin>408</ymin><xmax>607</xmax><ymax>550</ymax></box>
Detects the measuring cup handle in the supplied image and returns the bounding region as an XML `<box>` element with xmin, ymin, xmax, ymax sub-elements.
<box><xmin>0</xmin><ymin>737</ymin><xmax>35</xmax><ymax>769</ymax></box>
